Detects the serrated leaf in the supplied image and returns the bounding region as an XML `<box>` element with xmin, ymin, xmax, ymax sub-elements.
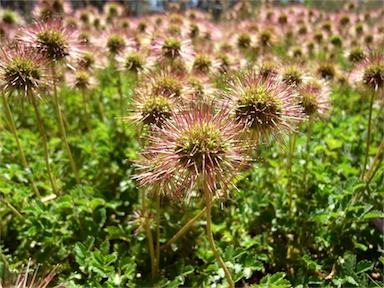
<box><xmin>345</xmin><ymin>275</ymin><xmax>359</xmax><ymax>286</ymax></box>
<box><xmin>355</xmin><ymin>260</ymin><xmax>373</xmax><ymax>274</ymax></box>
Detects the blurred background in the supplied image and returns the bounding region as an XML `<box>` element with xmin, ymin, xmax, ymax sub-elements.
<box><xmin>1</xmin><ymin>0</ymin><xmax>383</xmax><ymax>20</ymax></box>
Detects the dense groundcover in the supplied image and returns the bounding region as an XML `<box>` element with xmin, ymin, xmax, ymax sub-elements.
<box><xmin>0</xmin><ymin>1</ymin><xmax>383</xmax><ymax>287</ymax></box>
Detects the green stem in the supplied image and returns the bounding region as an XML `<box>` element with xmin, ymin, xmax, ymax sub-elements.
<box><xmin>142</xmin><ymin>188</ymin><xmax>156</xmax><ymax>276</ymax></box>
<box><xmin>81</xmin><ymin>89</ymin><xmax>90</xmax><ymax>131</ymax></box>
<box><xmin>365</xmin><ymin>136</ymin><xmax>384</xmax><ymax>180</ymax></box>
<box><xmin>32</xmin><ymin>100</ymin><xmax>59</xmax><ymax>195</ymax></box>
<box><xmin>96</xmin><ymin>91</ymin><xmax>105</xmax><ymax>122</ymax></box>
<box><xmin>287</xmin><ymin>132</ymin><xmax>297</xmax><ymax>214</ymax></box>
<box><xmin>155</xmin><ymin>193</ymin><xmax>161</xmax><ymax>275</ymax></box>
<box><xmin>367</xmin><ymin>157</ymin><xmax>383</xmax><ymax>186</ymax></box>
<box><xmin>117</xmin><ymin>72</ymin><xmax>126</xmax><ymax>133</ymax></box>
<box><xmin>302</xmin><ymin>116</ymin><xmax>313</xmax><ymax>188</ymax></box>
<box><xmin>51</xmin><ymin>65</ymin><xmax>80</xmax><ymax>184</ymax></box>
<box><xmin>203</xmin><ymin>188</ymin><xmax>234</xmax><ymax>288</ymax></box>
<box><xmin>161</xmin><ymin>205</ymin><xmax>207</xmax><ymax>251</ymax></box>
<box><xmin>2</xmin><ymin>93</ymin><xmax>41</xmax><ymax>199</ymax></box>
<box><xmin>0</xmin><ymin>197</ymin><xmax>25</xmax><ymax>222</ymax></box>
<box><xmin>361</xmin><ymin>90</ymin><xmax>375</xmax><ymax>179</ymax></box>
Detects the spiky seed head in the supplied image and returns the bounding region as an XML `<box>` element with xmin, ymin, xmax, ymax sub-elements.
<box><xmin>134</xmin><ymin>103</ymin><xmax>251</xmax><ymax>199</ymax></box>
<box><xmin>162</xmin><ymin>37</ymin><xmax>182</xmax><ymax>59</ymax></box>
<box><xmin>258</xmin><ymin>30</ymin><xmax>274</xmax><ymax>47</ymax></box>
<box><xmin>77</xmin><ymin>51</ymin><xmax>95</xmax><ymax>70</ymax></box>
<box><xmin>189</xmin><ymin>22</ymin><xmax>199</xmax><ymax>38</ymax></box>
<box><xmin>298</xmin><ymin>25</ymin><xmax>307</xmax><ymax>35</ymax></box>
<box><xmin>167</xmin><ymin>24</ymin><xmax>182</xmax><ymax>36</ymax></box>
<box><xmin>355</xmin><ymin>23</ymin><xmax>364</xmax><ymax>35</ymax></box>
<box><xmin>330</xmin><ymin>35</ymin><xmax>342</xmax><ymax>47</ymax></box>
<box><xmin>237</xmin><ymin>32</ymin><xmax>252</xmax><ymax>49</ymax></box>
<box><xmin>133</xmin><ymin>94</ymin><xmax>174</xmax><ymax>127</ymax></box>
<box><xmin>2</xmin><ymin>10</ymin><xmax>19</xmax><ymax>25</ymax></box>
<box><xmin>124</xmin><ymin>52</ymin><xmax>145</xmax><ymax>73</ymax></box>
<box><xmin>137</xmin><ymin>21</ymin><xmax>147</xmax><ymax>33</ymax></box>
<box><xmin>151</xmin><ymin>74</ymin><xmax>183</xmax><ymax>97</ymax></box>
<box><xmin>18</xmin><ymin>19</ymin><xmax>81</xmax><ymax>63</ymax></box>
<box><xmin>258</xmin><ymin>61</ymin><xmax>279</xmax><ymax>80</ymax></box>
<box><xmin>359</xmin><ymin>55</ymin><xmax>384</xmax><ymax>91</ymax></box>
<box><xmin>281</xmin><ymin>66</ymin><xmax>304</xmax><ymax>87</ymax></box>
<box><xmin>192</xmin><ymin>53</ymin><xmax>212</xmax><ymax>75</ymax></box>
<box><xmin>216</xmin><ymin>52</ymin><xmax>231</xmax><ymax>72</ymax></box>
<box><xmin>298</xmin><ymin>78</ymin><xmax>330</xmax><ymax>119</ymax></box>
<box><xmin>225</xmin><ymin>72</ymin><xmax>304</xmax><ymax>143</ymax></box>
<box><xmin>106</xmin><ymin>34</ymin><xmax>126</xmax><ymax>55</ymax></box>
<box><xmin>0</xmin><ymin>45</ymin><xmax>49</xmax><ymax>101</ymax></box>
<box><xmin>313</xmin><ymin>32</ymin><xmax>323</xmax><ymax>43</ymax></box>
<box><xmin>68</xmin><ymin>70</ymin><xmax>94</xmax><ymax>91</ymax></box>
<box><xmin>347</xmin><ymin>47</ymin><xmax>365</xmax><ymax>64</ymax></box>
<box><xmin>278</xmin><ymin>13</ymin><xmax>288</xmax><ymax>25</ymax></box>
<box><xmin>321</xmin><ymin>21</ymin><xmax>332</xmax><ymax>32</ymax></box>
<box><xmin>339</xmin><ymin>15</ymin><xmax>350</xmax><ymax>27</ymax></box>
<box><xmin>235</xmin><ymin>85</ymin><xmax>282</xmax><ymax>130</ymax></box>
<box><xmin>317</xmin><ymin>62</ymin><xmax>337</xmax><ymax>80</ymax></box>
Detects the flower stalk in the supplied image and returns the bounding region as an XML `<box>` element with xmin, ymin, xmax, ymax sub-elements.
<box><xmin>203</xmin><ymin>184</ymin><xmax>234</xmax><ymax>288</ymax></box>
<box><xmin>2</xmin><ymin>93</ymin><xmax>41</xmax><ymax>199</ymax></box>
<box><xmin>141</xmin><ymin>188</ymin><xmax>156</xmax><ymax>276</ymax></box>
<box><xmin>302</xmin><ymin>116</ymin><xmax>313</xmax><ymax>187</ymax></box>
<box><xmin>51</xmin><ymin>64</ymin><xmax>80</xmax><ymax>184</ymax></box>
<box><xmin>31</xmin><ymin>99</ymin><xmax>59</xmax><ymax>195</ymax></box>
<box><xmin>361</xmin><ymin>90</ymin><xmax>375</xmax><ymax>179</ymax></box>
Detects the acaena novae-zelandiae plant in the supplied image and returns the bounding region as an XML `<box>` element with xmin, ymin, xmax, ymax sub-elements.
<box><xmin>350</xmin><ymin>52</ymin><xmax>384</xmax><ymax>180</ymax></box>
<box><xmin>133</xmin><ymin>101</ymin><xmax>253</xmax><ymax>287</ymax></box>
<box><xmin>17</xmin><ymin>18</ymin><xmax>84</xmax><ymax>184</ymax></box>
<box><xmin>0</xmin><ymin>44</ymin><xmax>61</xmax><ymax>198</ymax></box>
<box><xmin>224</xmin><ymin>70</ymin><xmax>304</xmax><ymax>146</ymax></box>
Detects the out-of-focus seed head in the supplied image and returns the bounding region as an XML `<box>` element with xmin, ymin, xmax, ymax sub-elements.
<box><xmin>2</xmin><ymin>10</ymin><xmax>21</xmax><ymax>26</ymax></box>
<box><xmin>167</xmin><ymin>24</ymin><xmax>182</xmax><ymax>36</ymax></box>
<box><xmin>321</xmin><ymin>21</ymin><xmax>332</xmax><ymax>33</ymax></box>
<box><xmin>258</xmin><ymin>29</ymin><xmax>275</xmax><ymax>48</ymax></box>
<box><xmin>330</xmin><ymin>34</ymin><xmax>342</xmax><ymax>48</ymax></box>
<box><xmin>364</xmin><ymin>34</ymin><xmax>374</xmax><ymax>45</ymax></box>
<box><xmin>33</xmin><ymin>0</ymin><xmax>72</xmax><ymax>20</ymax></box>
<box><xmin>162</xmin><ymin>37</ymin><xmax>182</xmax><ymax>59</ymax></box>
<box><xmin>237</xmin><ymin>32</ymin><xmax>252</xmax><ymax>49</ymax></box>
<box><xmin>278</xmin><ymin>13</ymin><xmax>288</xmax><ymax>25</ymax></box>
<box><xmin>298</xmin><ymin>78</ymin><xmax>330</xmax><ymax>119</ymax></box>
<box><xmin>139</xmin><ymin>72</ymin><xmax>183</xmax><ymax>98</ymax></box>
<box><xmin>339</xmin><ymin>15</ymin><xmax>350</xmax><ymax>27</ymax></box>
<box><xmin>281</xmin><ymin>65</ymin><xmax>305</xmax><ymax>87</ymax></box>
<box><xmin>189</xmin><ymin>22</ymin><xmax>200</xmax><ymax>39</ymax></box>
<box><xmin>317</xmin><ymin>62</ymin><xmax>337</xmax><ymax>80</ymax></box>
<box><xmin>313</xmin><ymin>31</ymin><xmax>324</xmax><ymax>44</ymax></box>
<box><xmin>106</xmin><ymin>34</ymin><xmax>126</xmax><ymax>55</ymax></box>
<box><xmin>192</xmin><ymin>53</ymin><xmax>212</xmax><ymax>74</ymax></box>
<box><xmin>67</xmin><ymin>70</ymin><xmax>95</xmax><ymax>91</ymax></box>
<box><xmin>123</xmin><ymin>52</ymin><xmax>145</xmax><ymax>74</ymax></box>
<box><xmin>257</xmin><ymin>60</ymin><xmax>279</xmax><ymax>80</ymax></box>
<box><xmin>130</xmin><ymin>93</ymin><xmax>175</xmax><ymax>128</ymax></box>
<box><xmin>346</xmin><ymin>47</ymin><xmax>365</xmax><ymax>64</ymax></box>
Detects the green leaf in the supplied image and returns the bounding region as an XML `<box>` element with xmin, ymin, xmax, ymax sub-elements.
<box><xmin>355</xmin><ymin>260</ymin><xmax>373</xmax><ymax>274</ymax></box>
<box><xmin>363</xmin><ymin>210</ymin><xmax>383</xmax><ymax>219</ymax></box>
<box><xmin>325</xmin><ymin>138</ymin><xmax>343</xmax><ymax>150</ymax></box>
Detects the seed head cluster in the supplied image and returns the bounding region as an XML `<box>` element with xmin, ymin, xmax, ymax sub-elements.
<box><xmin>1</xmin><ymin>0</ymin><xmax>382</xmax><ymax>201</ymax></box>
